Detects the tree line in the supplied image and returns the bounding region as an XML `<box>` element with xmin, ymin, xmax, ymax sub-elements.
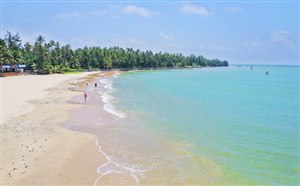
<box><xmin>0</xmin><ymin>31</ymin><xmax>229</xmax><ymax>74</ymax></box>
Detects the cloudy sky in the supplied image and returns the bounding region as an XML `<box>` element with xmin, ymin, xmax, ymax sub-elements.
<box><xmin>1</xmin><ymin>1</ymin><xmax>299</xmax><ymax>65</ymax></box>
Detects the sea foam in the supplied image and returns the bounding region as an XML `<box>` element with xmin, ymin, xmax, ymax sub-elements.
<box><xmin>93</xmin><ymin>138</ymin><xmax>148</xmax><ymax>186</ymax></box>
<box><xmin>99</xmin><ymin>78</ymin><xmax>126</xmax><ymax>118</ymax></box>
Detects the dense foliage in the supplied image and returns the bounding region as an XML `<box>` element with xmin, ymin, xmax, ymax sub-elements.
<box><xmin>0</xmin><ymin>32</ymin><xmax>228</xmax><ymax>74</ymax></box>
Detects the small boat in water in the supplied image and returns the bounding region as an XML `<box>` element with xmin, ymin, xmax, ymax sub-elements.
<box><xmin>265</xmin><ymin>71</ymin><xmax>269</xmax><ymax>75</ymax></box>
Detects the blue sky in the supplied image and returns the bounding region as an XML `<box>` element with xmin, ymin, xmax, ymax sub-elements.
<box><xmin>1</xmin><ymin>1</ymin><xmax>299</xmax><ymax>65</ymax></box>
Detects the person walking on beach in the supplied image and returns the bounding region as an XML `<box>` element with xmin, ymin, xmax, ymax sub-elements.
<box><xmin>84</xmin><ymin>92</ymin><xmax>87</xmax><ymax>102</ymax></box>
<box><xmin>95</xmin><ymin>82</ymin><xmax>97</xmax><ymax>88</ymax></box>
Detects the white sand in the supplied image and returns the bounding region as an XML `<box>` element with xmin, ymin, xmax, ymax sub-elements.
<box><xmin>1</xmin><ymin>73</ymin><xmax>93</xmax><ymax>123</ymax></box>
<box><xmin>1</xmin><ymin>72</ymin><xmax>106</xmax><ymax>185</ymax></box>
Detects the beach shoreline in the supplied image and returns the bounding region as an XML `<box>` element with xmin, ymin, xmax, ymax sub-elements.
<box><xmin>1</xmin><ymin>72</ymin><xmax>117</xmax><ymax>185</ymax></box>
<box><xmin>62</xmin><ymin>70</ymin><xmax>142</xmax><ymax>185</ymax></box>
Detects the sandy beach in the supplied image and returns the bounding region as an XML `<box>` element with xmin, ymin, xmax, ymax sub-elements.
<box><xmin>1</xmin><ymin>72</ymin><xmax>109</xmax><ymax>185</ymax></box>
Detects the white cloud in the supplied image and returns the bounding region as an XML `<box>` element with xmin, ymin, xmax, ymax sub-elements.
<box><xmin>122</xmin><ymin>5</ymin><xmax>158</xmax><ymax>17</ymax></box>
<box><xmin>89</xmin><ymin>5</ymin><xmax>121</xmax><ymax>18</ymax></box>
<box><xmin>128</xmin><ymin>38</ymin><xmax>142</xmax><ymax>45</ymax></box>
<box><xmin>56</xmin><ymin>5</ymin><xmax>158</xmax><ymax>20</ymax></box>
<box><xmin>86</xmin><ymin>41</ymin><xmax>96</xmax><ymax>46</ymax></box>
<box><xmin>160</xmin><ymin>32</ymin><xmax>173</xmax><ymax>40</ymax></box>
<box><xmin>180</xmin><ymin>3</ymin><xmax>211</xmax><ymax>17</ymax></box>
<box><xmin>224</xmin><ymin>7</ymin><xmax>242</xmax><ymax>14</ymax></box>
<box><xmin>244</xmin><ymin>31</ymin><xmax>297</xmax><ymax>55</ymax></box>
<box><xmin>69</xmin><ymin>38</ymin><xmax>101</xmax><ymax>48</ymax></box>
<box><xmin>244</xmin><ymin>39</ymin><xmax>262</xmax><ymax>48</ymax></box>
<box><xmin>56</xmin><ymin>12</ymin><xmax>84</xmax><ymax>19</ymax></box>
<box><xmin>271</xmin><ymin>30</ymin><xmax>297</xmax><ymax>50</ymax></box>
<box><xmin>250</xmin><ymin>41</ymin><xmax>259</xmax><ymax>47</ymax></box>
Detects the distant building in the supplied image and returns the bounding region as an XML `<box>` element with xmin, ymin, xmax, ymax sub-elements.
<box><xmin>1</xmin><ymin>64</ymin><xmax>27</xmax><ymax>72</ymax></box>
<box><xmin>1</xmin><ymin>65</ymin><xmax>11</xmax><ymax>72</ymax></box>
<box><xmin>16</xmin><ymin>64</ymin><xmax>27</xmax><ymax>73</ymax></box>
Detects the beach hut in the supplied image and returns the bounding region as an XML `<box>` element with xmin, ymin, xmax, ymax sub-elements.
<box><xmin>11</xmin><ymin>64</ymin><xmax>18</xmax><ymax>72</ymax></box>
<box><xmin>1</xmin><ymin>64</ymin><xmax>27</xmax><ymax>73</ymax></box>
<box><xmin>10</xmin><ymin>64</ymin><xmax>27</xmax><ymax>72</ymax></box>
<box><xmin>17</xmin><ymin>64</ymin><xmax>26</xmax><ymax>73</ymax></box>
<box><xmin>1</xmin><ymin>65</ymin><xmax>11</xmax><ymax>72</ymax></box>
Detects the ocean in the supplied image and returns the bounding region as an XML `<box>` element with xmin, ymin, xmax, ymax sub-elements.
<box><xmin>73</xmin><ymin>65</ymin><xmax>300</xmax><ymax>185</ymax></box>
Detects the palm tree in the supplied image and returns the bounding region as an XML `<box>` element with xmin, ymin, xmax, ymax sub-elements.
<box><xmin>0</xmin><ymin>39</ymin><xmax>13</xmax><ymax>65</ymax></box>
<box><xmin>4</xmin><ymin>31</ymin><xmax>22</xmax><ymax>64</ymax></box>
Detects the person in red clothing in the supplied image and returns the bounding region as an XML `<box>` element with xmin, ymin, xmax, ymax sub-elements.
<box><xmin>84</xmin><ymin>92</ymin><xmax>87</xmax><ymax>102</ymax></box>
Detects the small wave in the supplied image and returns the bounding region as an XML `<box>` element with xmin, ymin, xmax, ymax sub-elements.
<box><xmin>101</xmin><ymin>92</ymin><xmax>126</xmax><ymax>118</ymax></box>
<box><xmin>98</xmin><ymin>78</ymin><xmax>126</xmax><ymax>118</ymax></box>
<box><xmin>100</xmin><ymin>79</ymin><xmax>113</xmax><ymax>91</ymax></box>
<box><xmin>94</xmin><ymin>138</ymin><xmax>149</xmax><ymax>186</ymax></box>
<box><xmin>99</xmin><ymin>79</ymin><xmax>110</xmax><ymax>84</ymax></box>
<box><xmin>101</xmin><ymin>93</ymin><xmax>114</xmax><ymax>103</ymax></box>
<box><xmin>104</xmin><ymin>84</ymin><xmax>112</xmax><ymax>91</ymax></box>
<box><xmin>113</xmin><ymin>72</ymin><xmax>121</xmax><ymax>78</ymax></box>
<box><xmin>103</xmin><ymin>102</ymin><xmax>126</xmax><ymax>118</ymax></box>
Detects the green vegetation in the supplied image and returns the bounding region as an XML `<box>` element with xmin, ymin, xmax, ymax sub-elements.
<box><xmin>0</xmin><ymin>31</ymin><xmax>229</xmax><ymax>74</ymax></box>
<box><xmin>63</xmin><ymin>71</ymin><xmax>83</xmax><ymax>74</ymax></box>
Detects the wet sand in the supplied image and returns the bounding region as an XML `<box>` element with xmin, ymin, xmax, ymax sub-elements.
<box><xmin>66</xmin><ymin>72</ymin><xmax>150</xmax><ymax>185</ymax></box>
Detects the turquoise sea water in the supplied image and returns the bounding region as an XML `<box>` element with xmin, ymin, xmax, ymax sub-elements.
<box><xmin>109</xmin><ymin>66</ymin><xmax>299</xmax><ymax>185</ymax></box>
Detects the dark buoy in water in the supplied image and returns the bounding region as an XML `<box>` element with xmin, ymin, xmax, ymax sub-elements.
<box><xmin>265</xmin><ymin>71</ymin><xmax>269</xmax><ymax>75</ymax></box>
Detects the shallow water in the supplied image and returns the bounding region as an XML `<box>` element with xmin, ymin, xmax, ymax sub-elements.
<box><xmin>71</xmin><ymin>66</ymin><xmax>300</xmax><ymax>185</ymax></box>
